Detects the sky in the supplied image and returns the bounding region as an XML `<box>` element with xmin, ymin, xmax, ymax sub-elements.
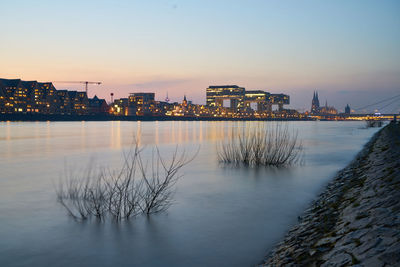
<box><xmin>1</xmin><ymin>0</ymin><xmax>400</xmax><ymax>113</ymax></box>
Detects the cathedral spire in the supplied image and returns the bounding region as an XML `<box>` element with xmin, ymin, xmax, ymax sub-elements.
<box><xmin>182</xmin><ymin>94</ymin><xmax>188</xmax><ymax>107</ymax></box>
<box><xmin>311</xmin><ymin>90</ymin><xmax>320</xmax><ymax>114</ymax></box>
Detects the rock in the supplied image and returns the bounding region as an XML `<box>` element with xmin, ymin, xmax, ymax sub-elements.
<box><xmin>315</xmin><ymin>236</ymin><xmax>340</xmax><ymax>247</ymax></box>
<box><xmin>261</xmin><ymin>124</ymin><xmax>400</xmax><ymax>266</ymax></box>
<box><xmin>362</xmin><ymin>255</ymin><xmax>385</xmax><ymax>267</ymax></box>
<box><xmin>321</xmin><ymin>252</ymin><xmax>352</xmax><ymax>267</ymax></box>
<box><xmin>348</xmin><ymin>217</ymin><xmax>371</xmax><ymax>229</ymax></box>
<box><xmin>309</xmin><ymin>249</ymin><xmax>316</xmax><ymax>256</ymax></box>
<box><xmin>378</xmin><ymin>251</ymin><xmax>400</xmax><ymax>265</ymax></box>
<box><xmin>378</xmin><ymin>243</ymin><xmax>400</xmax><ymax>265</ymax></box>
<box><xmin>354</xmin><ymin>237</ymin><xmax>382</xmax><ymax>255</ymax></box>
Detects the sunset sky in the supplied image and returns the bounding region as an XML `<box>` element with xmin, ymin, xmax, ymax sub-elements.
<box><xmin>1</xmin><ymin>0</ymin><xmax>399</xmax><ymax>112</ymax></box>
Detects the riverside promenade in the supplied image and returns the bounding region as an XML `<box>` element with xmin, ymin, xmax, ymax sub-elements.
<box><xmin>262</xmin><ymin>122</ymin><xmax>400</xmax><ymax>266</ymax></box>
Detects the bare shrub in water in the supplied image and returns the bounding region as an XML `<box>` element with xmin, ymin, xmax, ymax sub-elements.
<box><xmin>56</xmin><ymin>144</ymin><xmax>195</xmax><ymax>221</ymax></box>
<box><xmin>56</xmin><ymin>166</ymin><xmax>108</xmax><ymax>220</ymax></box>
<box><xmin>218</xmin><ymin>123</ymin><xmax>302</xmax><ymax>167</ymax></box>
<box><xmin>138</xmin><ymin>147</ymin><xmax>191</xmax><ymax>214</ymax></box>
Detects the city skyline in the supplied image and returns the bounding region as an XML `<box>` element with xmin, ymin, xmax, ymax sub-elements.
<box><xmin>1</xmin><ymin>0</ymin><xmax>400</xmax><ymax>112</ymax></box>
<box><xmin>3</xmin><ymin>77</ymin><xmax>397</xmax><ymax>122</ymax></box>
<box><xmin>1</xmin><ymin>2</ymin><xmax>399</xmax><ymax>266</ymax></box>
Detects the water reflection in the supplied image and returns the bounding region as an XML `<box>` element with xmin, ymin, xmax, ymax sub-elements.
<box><xmin>0</xmin><ymin>121</ymin><xmax>380</xmax><ymax>267</ymax></box>
<box><xmin>155</xmin><ymin>121</ymin><xmax>159</xmax><ymax>145</ymax></box>
<box><xmin>0</xmin><ymin>121</ymin><xmax>375</xmax><ymax>163</ymax></box>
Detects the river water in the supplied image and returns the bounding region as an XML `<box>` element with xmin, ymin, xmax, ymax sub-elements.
<box><xmin>0</xmin><ymin>121</ymin><xmax>379</xmax><ymax>267</ymax></box>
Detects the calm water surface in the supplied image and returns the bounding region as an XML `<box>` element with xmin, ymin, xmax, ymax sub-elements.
<box><xmin>0</xmin><ymin>121</ymin><xmax>379</xmax><ymax>267</ymax></box>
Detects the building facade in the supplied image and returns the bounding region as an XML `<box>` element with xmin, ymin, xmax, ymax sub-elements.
<box><xmin>0</xmin><ymin>78</ymin><xmax>107</xmax><ymax>115</ymax></box>
<box><xmin>206</xmin><ymin>85</ymin><xmax>289</xmax><ymax>112</ymax></box>
<box><xmin>206</xmin><ymin>85</ymin><xmax>245</xmax><ymax>111</ymax></box>
<box><xmin>128</xmin><ymin>93</ymin><xmax>155</xmax><ymax>115</ymax></box>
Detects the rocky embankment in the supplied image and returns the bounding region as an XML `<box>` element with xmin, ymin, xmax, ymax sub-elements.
<box><xmin>262</xmin><ymin>122</ymin><xmax>400</xmax><ymax>266</ymax></box>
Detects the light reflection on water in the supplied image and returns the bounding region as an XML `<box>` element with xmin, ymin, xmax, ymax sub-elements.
<box><xmin>0</xmin><ymin>121</ymin><xmax>379</xmax><ymax>267</ymax></box>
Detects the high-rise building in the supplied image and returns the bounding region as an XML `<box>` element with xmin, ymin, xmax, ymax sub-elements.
<box><xmin>206</xmin><ymin>85</ymin><xmax>245</xmax><ymax>111</ymax></box>
<box><xmin>206</xmin><ymin>85</ymin><xmax>289</xmax><ymax>112</ymax></box>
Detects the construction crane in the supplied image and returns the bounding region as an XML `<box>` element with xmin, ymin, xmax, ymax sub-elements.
<box><xmin>53</xmin><ymin>81</ymin><xmax>102</xmax><ymax>96</ymax></box>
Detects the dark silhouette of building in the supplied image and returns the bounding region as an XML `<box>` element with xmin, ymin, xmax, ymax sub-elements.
<box><xmin>89</xmin><ymin>95</ymin><xmax>108</xmax><ymax>114</ymax></box>
<box><xmin>345</xmin><ymin>104</ymin><xmax>351</xmax><ymax>115</ymax></box>
<box><xmin>311</xmin><ymin>91</ymin><xmax>320</xmax><ymax>114</ymax></box>
<box><xmin>182</xmin><ymin>94</ymin><xmax>188</xmax><ymax>107</ymax></box>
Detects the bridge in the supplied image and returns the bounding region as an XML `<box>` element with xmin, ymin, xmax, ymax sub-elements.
<box><xmin>309</xmin><ymin>93</ymin><xmax>400</xmax><ymax>121</ymax></box>
<box><xmin>351</xmin><ymin>93</ymin><xmax>400</xmax><ymax>115</ymax></box>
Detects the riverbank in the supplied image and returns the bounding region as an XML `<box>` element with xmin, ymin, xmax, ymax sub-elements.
<box><xmin>262</xmin><ymin>122</ymin><xmax>400</xmax><ymax>266</ymax></box>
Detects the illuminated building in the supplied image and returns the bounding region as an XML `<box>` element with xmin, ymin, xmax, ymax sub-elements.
<box><xmin>0</xmin><ymin>78</ymin><xmax>106</xmax><ymax>115</ymax></box>
<box><xmin>310</xmin><ymin>91</ymin><xmax>337</xmax><ymax>115</ymax></box>
<box><xmin>0</xmin><ymin>79</ymin><xmax>62</xmax><ymax>113</ymax></box>
<box><xmin>111</xmin><ymin>98</ymin><xmax>129</xmax><ymax>116</ymax></box>
<box><xmin>1</xmin><ymin>78</ymin><xmax>299</xmax><ymax>119</ymax></box>
<box><xmin>270</xmin><ymin>94</ymin><xmax>290</xmax><ymax>111</ymax></box>
<box><xmin>128</xmin><ymin>93</ymin><xmax>155</xmax><ymax>115</ymax></box>
<box><xmin>0</xmin><ymin>78</ymin><xmax>32</xmax><ymax>113</ymax></box>
<box><xmin>206</xmin><ymin>85</ymin><xmax>289</xmax><ymax>113</ymax></box>
<box><xmin>167</xmin><ymin>95</ymin><xmax>194</xmax><ymax>117</ymax></box>
<box><xmin>244</xmin><ymin>90</ymin><xmax>270</xmax><ymax>112</ymax></box>
<box><xmin>55</xmin><ymin>90</ymin><xmax>73</xmax><ymax>114</ymax></box>
<box><xmin>111</xmin><ymin>93</ymin><xmax>157</xmax><ymax>116</ymax></box>
<box><xmin>67</xmin><ymin>91</ymin><xmax>89</xmax><ymax>114</ymax></box>
<box><xmin>319</xmin><ymin>101</ymin><xmax>338</xmax><ymax>115</ymax></box>
<box><xmin>206</xmin><ymin>85</ymin><xmax>245</xmax><ymax>111</ymax></box>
